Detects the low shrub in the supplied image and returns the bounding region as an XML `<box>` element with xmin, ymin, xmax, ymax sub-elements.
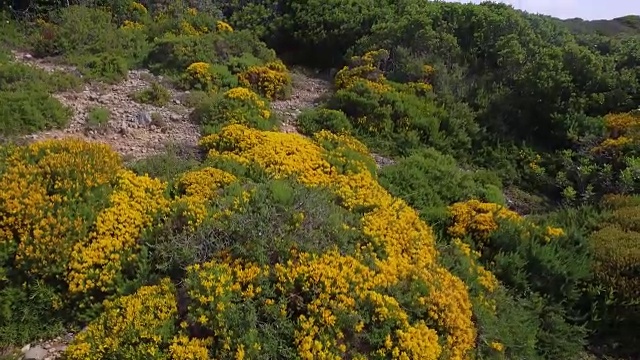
<box><xmin>0</xmin><ymin>60</ymin><xmax>82</xmax><ymax>93</ymax></box>
<box><xmin>297</xmin><ymin>108</ymin><xmax>353</xmax><ymax>135</ymax></box>
<box><xmin>76</xmin><ymin>54</ymin><xmax>129</xmax><ymax>83</ymax></box>
<box><xmin>238</xmin><ymin>60</ymin><xmax>292</xmax><ymax>100</ymax></box>
<box><xmin>190</xmin><ymin>87</ymin><xmax>276</xmax><ymax>134</ymax></box>
<box><xmin>130</xmin><ymin>81</ymin><xmax>172</xmax><ymax>107</ymax></box>
<box><xmin>87</xmin><ymin>106</ymin><xmax>111</xmax><ymax>128</ymax></box>
<box><xmin>379</xmin><ymin>148</ymin><xmax>504</xmax><ymax>222</ymax></box>
<box><xmin>180</xmin><ymin>62</ymin><xmax>237</xmax><ymax>92</ymax></box>
<box><xmin>0</xmin><ymin>90</ymin><xmax>72</xmax><ymax>136</ymax></box>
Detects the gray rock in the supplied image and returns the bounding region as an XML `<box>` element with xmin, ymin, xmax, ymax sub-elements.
<box><xmin>135</xmin><ymin>111</ymin><xmax>152</xmax><ymax>127</ymax></box>
<box><xmin>24</xmin><ymin>345</ymin><xmax>48</xmax><ymax>360</ymax></box>
<box><xmin>21</xmin><ymin>343</ymin><xmax>31</xmax><ymax>353</ymax></box>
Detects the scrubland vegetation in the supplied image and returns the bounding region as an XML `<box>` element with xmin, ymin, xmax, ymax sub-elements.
<box><xmin>1</xmin><ymin>0</ymin><xmax>639</xmax><ymax>359</ymax></box>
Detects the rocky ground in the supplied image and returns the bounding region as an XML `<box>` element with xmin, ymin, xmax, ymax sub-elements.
<box><xmin>14</xmin><ymin>51</ymin><xmax>198</xmax><ymax>161</ymax></box>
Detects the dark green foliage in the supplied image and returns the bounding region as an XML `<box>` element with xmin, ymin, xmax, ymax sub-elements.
<box><xmin>379</xmin><ymin>148</ymin><xmax>503</xmax><ymax>222</ymax></box>
<box><xmin>76</xmin><ymin>54</ymin><xmax>129</xmax><ymax>83</ymax></box>
<box><xmin>0</xmin><ymin>90</ymin><xmax>72</xmax><ymax>136</ymax></box>
<box><xmin>146</xmin><ymin>31</ymin><xmax>276</xmax><ymax>76</ymax></box>
<box><xmin>296</xmin><ymin>108</ymin><xmax>352</xmax><ymax>135</ymax></box>
<box><xmin>326</xmin><ymin>81</ymin><xmax>478</xmax><ymax>158</ymax></box>
<box><xmin>31</xmin><ymin>5</ymin><xmax>115</xmax><ymax>57</ymax></box>
<box><xmin>481</xmin><ymin>221</ymin><xmax>591</xmax><ymax>358</ymax></box>
<box><xmin>0</xmin><ymin>284</ymin><xmax>65</xmax><ymax>348</ymax></box>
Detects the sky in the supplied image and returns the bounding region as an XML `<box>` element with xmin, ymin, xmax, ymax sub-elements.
<box><xmin>442</xmin><ymin>0</ymin><xmax>640</xmax><ymax>20</ymax></box>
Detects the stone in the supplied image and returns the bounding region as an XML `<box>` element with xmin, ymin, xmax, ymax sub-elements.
<box><xmin>24</xmin><ymin>345</ymin><xmax>48</xmax><ymax>360</ymax></box>
<box><xmin>21</xmin><ymin>344</ymin><xmax>31</xmax><ymax>353</ymax></box>
<box><xmin>135</xmin><ymin>111</ymin><xmax>152</xmax><ymax>127</ymax></box>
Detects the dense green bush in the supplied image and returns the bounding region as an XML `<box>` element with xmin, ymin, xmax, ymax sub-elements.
<box><xmin>584</xmin><ymin>196</ymin><xmax>640</xmax><ymax>356</ymax></box>
<box><xmin>326</xmin><ymin>80</ymin><xmax>478</xmax><ymax>157</ymax></box>
<box><xmin>146</xmin><ymin>31</ymin><xmax>276</xmax><ymax>76</ymax></box>
<box><xmin>379</xmin><ymin>148</ymin><xmax>503</xmax><ymax>222</ymax></box>
<box><xmin>297</xmin><ymin>108</ymin><xmax>353</xmax><ymax>135</ymax></box>
<box><xmin>0</xmin><ymin>90</ymin><xmax>72</xmax><ymax>135</ymax></box>
<box><xmin>76</xmin><ymin>53</ymin><xmax>129</xmax><ymax>83</ymax></box>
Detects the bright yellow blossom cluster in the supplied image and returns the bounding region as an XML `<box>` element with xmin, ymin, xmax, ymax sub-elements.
<box><xmin>0</xmin><ymin>139</ymin><xmax>121</xmax><ymax>280</ymax></box>
<box><xmin>184</xmin><ymin>62</ymin><xmax>215</xmax><ymax>91</ymax></box>
<box><xmin>238</xmin><ymin>61</ymin><xmax>292</xmax><ymax>100</ymax></box>
<box><xmin>65</xmin><ymin>278</ymin><xmax>177</xmax><ymax>359</ymax></box>
<box><xmin>447</xmin><ymin>199</ymin><xmax>521</xmax><ymax>241</ymax></box>
<box><xmin>173</xmin><ymin>167</ymin><xmax>237</xmax><ymax>227</ymax></box>
<box><xmin>67</xmin><ymin>169</ymin><xmax>170</xmax><ymax>294</ymax></box>
<box><xmin>216</xmin><ymin>20</ymin><xmax>234</xmax><ymax>33</ymax></box>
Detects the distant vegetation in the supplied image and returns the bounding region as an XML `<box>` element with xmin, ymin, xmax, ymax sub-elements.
<box><xmin>0</xmin><ymin>1</ymin><xmax>639</xmax><ymax>359</ymax></box>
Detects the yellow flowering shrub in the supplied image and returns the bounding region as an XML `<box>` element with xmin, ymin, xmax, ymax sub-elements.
<box><xmin>238</xmin><ymin>60</ymin><xmax>292</xmax><ymax>100</ymax></box>
<box><xmin>13</xmin><ymin>127</ymin><xmax>512</xmax><ymax>359</ymax></box>
<box><xmin>0</xmin><ymin>139</ymin><xmax>121</xmax><ymax>280</ymax></box>
<box><xmin>183</xmin><ymin>62</ymin><xmax>215</xmax><ymax>91</ymax></box>
<box><xmin>197</xmin><ymin>124</ymin><xmax>477</xmax><ymax>358</ymax></box>
<box><xmin>172</xmin><ymin>167</ymin><xmax>238</xmax><ymax>227</ymax></box>
<box><xmin>447</xmin><ymin>199</ymin><xmax>521</xmax><ymax>241</ymax></box>
<box><xmin>592</xmin><ymin>111</ymin><xmax>640</xmax><ymax>152</ymax></box>
<box><xmin>67</xmin><ymin>169</ymin><xmax>170</xmax><ymax>295</ymax></box>
<box><xmin>216</xmin><ymin>20</ymin><xmax>234</xmax><ymax>32</ymax></box>
<box><xmin>334</xmin><ymin>49</ymin><xmax>392</xmax><ymax>93</ymax></box>
<box><xmin>65</xmin><ymin>278</ymin><xmax>178</xmax><ymax>359</ymax></box>
<box><xmin>129</xmin><ymin>1</ymin><xmax>147</xmax><ymax>15</ymax></box>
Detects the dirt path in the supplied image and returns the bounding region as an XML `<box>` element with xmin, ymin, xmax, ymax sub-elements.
<box><xmin>271</xmin><ymin>70</ymin><xmax>332</xmax><ymax>134</ymax></box>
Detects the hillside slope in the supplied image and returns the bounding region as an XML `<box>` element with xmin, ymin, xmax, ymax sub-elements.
<box><xmin>0</xmin><ymin>1</ymin><xmax>639</xmax><ymax>360</ymax></box>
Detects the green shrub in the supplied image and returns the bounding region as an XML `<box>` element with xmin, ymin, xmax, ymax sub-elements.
<box><xmin>130</xmin><ymin>82</ymin><xmax>172</xmax><ymax>107</ymax></box>
<box><xmin>31</xmin><ymin>6</ymin><xmax>121</xmax><ymax>58</ymax></box>
<box><xmin>437</xmin><ymin>239</ymin><xmax>542</xmax><ymax>360</ymax></box>
<box><xmin>146</xmin><ymin>179</ymin><xmax>361</xmax><ymax>276</ymax></box>
<box><xmin>0</xmin><ymin>284</ymin><xmax>65</xmax><ymax>348</ymax></box>
<box><xmin>128</xmin><ymin>143</ymin><xmax>202</xmax><ymax>182</ymax></box>
<box><xmin>0</xmin><ymin>60</ymin><xmax>82</xmax><ymax>93</ymax></box>
<box><xmin>588</xmin><ymin>216</ymin><xmax>640</xmax><ymax>357</ymax></box>
<box><xmin>379</xmin><ymin>148</ymin><xmax>502</xmax><ymax>222</ymax></box>
<box><xmin>478</xmin><ymin>221</ymin><xmax>591</xmax><ymax>359</ymax></box>
<box><xmin>0</xmin><ymin>90</ymin><xmax>72</xmax><ymax>136</ymax></box>
<box><xmin>179</xmin><ymin>62</ymin><xmax>237</xmax><ymax>92</ymax></box>
<box><xmin>85</xmin><ymin>106</ymin><xmax>110</xmax><ymax>131</ymax></box>
<box><xmin>326</xmin><ymin>80</ymin><xmax>477</xmax><ymax>157</ymax></box>
<box><xmin>77</xmin><ymin>54</ymin><xmax>129</xmax><ymax>83</ymax></box>
<box><xmin>297</xmin><ymin>108</ymin><xmax>353</xmax><ymax>135</ymax></box>
<box><xmin>146</xmin><ymin>31</ymin><xmax>276</xmax><ymax>76</ymax></box>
